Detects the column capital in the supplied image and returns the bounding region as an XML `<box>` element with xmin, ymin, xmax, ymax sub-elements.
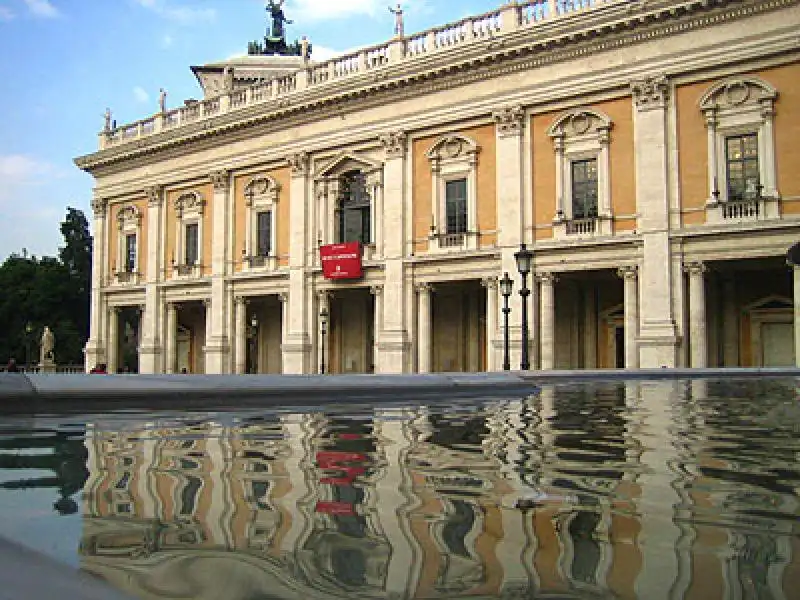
<box><xmin>617</xmin><ymin>265</ymin><xmax>638</xmax><ymax>280</ymax></box>
<box><xmin>630</xmin><ymin>75</ymin><xmax>669</xmax><ymax>111</ymax></box>
<box><xmin>278</xmin><ymin>291</ymin><xmax>288</xmax><ymax>303</ymax></box>
<box><xmin>379</xmin><ymin>131</ymin><xmax>406</xmax><ymax>159</ymax></box>
<box><xmin>234</xmin><ymin>295</ymin><xmax>249</xmax><ymax>307</ymax></box>
<box><xmin>415</xmin><ymin>282</ymin><xmax>433</xmax><ymax>294</ymax></box>
<box><xmin>370</xmin><ymin>285</ymin><xmax>383</xmax><ymax>296</ymax></box>
<box><xmin>210</xmin><ymin>170</ymin><xmax>230</xmax><ymax>192</ymax></box>
<box><xmin>536</xmin><ymin>272</ymin><xmax>559</xmax><ymax>285</ymax></box>
<box><xmin>492</xmin><ymin>105</ymin><xmax>525</xmax><ymax>138</ymax></box>
<box><xmin>145</xmin><ymin>185</ymin><xmax>164</xmax><ymax>207</ymax></box>
<box><xmin>481</xmin><ymin>276</ymin><xmax>498</xmax><ymax>290</ymax></box>
<box><xmin>684</xmin><ymin>261</ymin><xmax>707</xmax><ymax>276</ymax></box>
<box><xmin>91</xmin><ymin>197</ymin><xmax>108</xmax><ymax>218</ymax></box>
<box><xmin>287</xmin><ymin>152</ymin><xmax>310</xmax><ymax>177</ymax></box>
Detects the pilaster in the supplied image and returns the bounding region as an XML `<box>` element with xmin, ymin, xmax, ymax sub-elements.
<box><xmin>139</xmin><ymin>186</ymin><xmax>164</xmax><ymax>374</ymax></box>
<box><xmin>205</xmin><ymin>170</ymin><xmax>231</xmax><ymax>373</ymax></box>
<box><xmin>493</xmin><ymin>105</ymin><xmax>526</xmax><ymax>370</ymax></box>
<box><xmin>234</xmin><ymin>296</ymin><xmax>248</xmax><ymax>375</ymax></box>
<box><xmin>165</xmin><ymin>302</ymin><xmax>177</xmax><ymax>374</ymax></box>
<box><xmin>378</xmin><ymin>131</ymin><xmax>410</xmax><ymax>373</ymax></box>
<box><xmin>631</xmin><ymin>75</ymin><xmax>678</xmax><ymax>367</ymax></box>
<box><xmin>85</xmin><ymin>196</ymin><xmax>108</xmax><ymax>371</ymax></box>
<box><xmin>283</xmin><ymin>153</ymin><xmax>312</xmax><ymax>374</ymax></box>
<box><xmin>107</xmin><ymin>307</ymin><xmax>119</xmax><ymax>374</ymax></box>
<box><xmin>793</xmin><ymin>267</ymin><xmax>800</xmax><ymax>367</ymax></box>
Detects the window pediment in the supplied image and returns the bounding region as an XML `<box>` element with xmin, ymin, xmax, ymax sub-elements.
<box><xmin>315</xmin><ymin>152</ymin><xmax>382</xmax><ymax>179</ymax></box>
<box><xmin>547</xmin><ymin>109</ymin><xmax>611</xmax><ymax>145</ymax></box>
<box><xmin>244</xmin><ymin>175</ymin><xmax>280</xmax><ymax>206</ymax></box>
<box><xmin>699</xmin><ymin>77</ymin><xmax>777</xmax><ymax>116</ymax></box>
<box><xmin>174</xmin><ymin>191</ymin><xmax>205</xmax><ymax>218</ymax></box>
<box><xmin>116</xmin><ymin>204</ymin><xmax>142</xmax><ymax>230</ymax></box>
<box><xmin>426</xmin><ymin>135</ymin><xmax>479</xmax><ymax>171</ymax></box>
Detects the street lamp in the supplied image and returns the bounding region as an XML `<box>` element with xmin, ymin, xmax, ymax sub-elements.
<box><xmin>514</xmin><ymin>243</ymin><xmax>534</xmax><ymax>370</ymax></box>
<box><xmin>24</xmin><ymin>322</ymin><xmax>33</xmax><ymax>371</ymax></box>
<box><xmin>499</xmin><ymin>273</ymin><xmax>513</xmax><ymax>371</ymax></box>
<box><xmin>319</xmin><ymin>308</ymin><xmax>329</xmax><ymax>375</ymax></box>
<box><xmin>249</xmin><ymin>314</ymin><xmax>258</xmax><ymax>374</ymax></box>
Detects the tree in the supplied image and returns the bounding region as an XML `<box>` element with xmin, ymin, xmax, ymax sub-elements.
<box><xmin>0</xmin><ymin>207</ymin><xmax>92</xmax><ymax>367</ymax></box>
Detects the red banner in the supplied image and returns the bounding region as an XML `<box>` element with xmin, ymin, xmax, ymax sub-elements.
<box><xmin>320</xmin><ymin>242</ymin><xmax>362</xmax><ymax>280</ymax></box>
<box><xmin>315</xmin><ymin>501</ymin><xmax>355</xmax><ymax>516</ymax></box>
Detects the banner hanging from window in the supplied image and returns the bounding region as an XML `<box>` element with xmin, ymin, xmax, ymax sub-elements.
<box><xmin>320</xmin><ymin>241</ymin><xmax>362</xmax><ymax>280</ymax></box>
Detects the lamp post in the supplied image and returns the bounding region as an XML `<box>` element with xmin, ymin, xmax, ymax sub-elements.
<box><xmin>320</xmin><ymin>308</ymin><xmax>329</xmax><ymax>374</ymax></box>
<box><xmin>499</xmin><ymin>273</ymin><xmax>513</xmax><ymax>371</ymax></box>
<box><xmin>24</xmin><ymin>322</ymin><xmax>33</xmax><ymax>371</ymax></box>
<box><xmin>249</xmin><ymin>314</ymin><xmax>258</xmax><ymax>374</ymax></box>
<box><xmin>514</xmin><ymin>243</ymin><xmax>533</xmax><ymax>370</ymax></box>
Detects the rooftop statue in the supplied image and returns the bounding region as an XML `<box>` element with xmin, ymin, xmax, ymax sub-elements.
<box><xmin>389</xmin><ymin>3</ymin><xmax>404</xmax><ymax>38</ymax></box>
<box><xmin>247</xmin><ymin>0</ymin><xmax>311</xmax><ymax>58</ymax></box>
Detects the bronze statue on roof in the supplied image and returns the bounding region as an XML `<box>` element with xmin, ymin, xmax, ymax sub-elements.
<box><xmin>248</xmin><ymin>0</ymin><xmax>310</xmax><ymax>58</ymax></box>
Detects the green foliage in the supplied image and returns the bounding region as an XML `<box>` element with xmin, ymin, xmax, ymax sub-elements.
<box><xmin>0</xmin><ymin>207</ymin><xmax>92</xmax><ymax>366</ymax></box>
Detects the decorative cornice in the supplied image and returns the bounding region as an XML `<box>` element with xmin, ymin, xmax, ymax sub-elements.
<box><xmin>379</xmin><ymin>131</ymin><xmax>407</xmax><ymax>159</ymax></box>
<box><xmin>74</xmin><ymin>0</ymin><xmax>798</xmax><ymax>172</ymax></box>
<box><xmin>210</xmin><ymin>169</ymin><xmax>230</xmax><ymax>192</ymax></box>
<box><xmin>630</xmin><ymin>75</ymin><xmax>669</xmax><ymax>111</ymax></box>
<box><xmin>492</xmin><ymin>105</ymin><xmax>525</xmax><ymax>138</ymax></box>
<box><xmin>287</xmin><ymin>152</ymin><xmax>310</xmax><ymax>177</ymax></box>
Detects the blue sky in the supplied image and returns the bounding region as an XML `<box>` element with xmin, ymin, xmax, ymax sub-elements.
<box><xmin>0</xmin><ymin>0</ymin><xmax>495</xmax><ymax>261</ymax></box>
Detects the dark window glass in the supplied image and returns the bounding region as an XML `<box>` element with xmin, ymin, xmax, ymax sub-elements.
<box><xmin>571</xmin><ymin>159</ymin><xmax>598</xmax><ymax>219</ymax></box>
<box><xmin>125</xmin><ymin>234</ymin><xmax>136</xmax><ymax>272</ymax></box>
<box><xmin>256</xmin><ymin>210</ymin><xmax>271</xmax><ymax>256</ymax></box>
<box><xmin>726</xmin><ymin>134</ymin><xmax>759</xmax><ymax>201</ymax></box>
<box><xmin>338</xmin><ymin>171</ymin><xmax>370</xmax><ymax>244</ymax></box>
<box><xmin>185</xmin><ymin>223</ymin><xmax>199</xmax><ymax>265</ymax></box>
<box><xmin>180</xmin><ymin>475</ymin><xmax>202</xmax><ymax>515</ymax></box>
<box><xmin>445</xmin><ymin>178</ymin><xmax>467</xmax><ymax>234</ymax></box>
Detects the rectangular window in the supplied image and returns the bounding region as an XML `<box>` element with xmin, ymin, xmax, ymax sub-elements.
<box><xmin>726</xmin><ymin>134</ymin><xmax>759</xmax><ymax>202</ymax></box>
<box><xmin>185</xmin><ymin>223</ymin><xmax>199</xmax><ymax>266</ymax></box>
<box><xmin>124</xmin><ymin>234</ymin><xmax>136</xmax><ymax>272</ymax></box>
<box><xmin>256</xmin><ymin>210</ymin><xmax>271</xmax><ymax>257</ymax></box>
<box><xmin>445</xmin><ymin>178</ymin><xmax>467</xmax><ymax>235</ymax></box>
<box><xmin>571</xmin><ymin>159</ymin><xmax>598</xmax><ymax>219</ymax></box>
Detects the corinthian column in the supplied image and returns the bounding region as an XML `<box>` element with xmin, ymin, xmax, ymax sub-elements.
<box><xmin>139</xmin><ymin>185</ymin><xmax>163</xmax><ymax>373</ymax></box>
<box><xmin>416</xmin><ymin>283</ymin><xmax>432</xmax><ymax>373</ymax></box>
<box><xmin>618</xmin><ymin>266</ymin><xmax>639</xmax><ymax>369</ymax></box>
<box><xmin>165</xmin><ymin>302</ymin><xmax>177</xmax><ymax>374</ymax></box>
<box><xmin>482</xmin><ymin>277</ymin><xmax>498</xmax><ymax>371</ymax></box>
<box><xmin>204</xmin><ymin>170</ymin><xmax>231</xmax><ymax>373</ymax></box>
<box><xmin>538</xmin><ymin>273</ymin><xmax>557</xmax><ymax>370</ymax></box>
<box><xmin>685</xmin><ymin>262</ymin><xmax>707</xmax><ymax>368</ymax></box>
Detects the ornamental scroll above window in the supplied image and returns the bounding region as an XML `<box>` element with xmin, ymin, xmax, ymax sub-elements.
<box><xmin>699</xmin><ymin>77</ymin><xmax>778</xmax><ymax>206</ymax></box>
<box><xmin>173</xmin><ymin>191</ymin><xmax>205</xmax><ymax>277</ymax></box>
<box><xmin>547</xmin><ymin>109</ymin><xmax>612</xmax><ymax>236</ymax></box>
<box><xmin>426</xmin><ymin>134</ymin><xmax>480</xmax><ymax>251</ymax></box>
<box><xmin>115</xmin><ymin>204</ymin><xmax>142</xmax><ymax>284</ymax></box>
<box><xmin>243</xmin><ymin>175</ymin><xmax>280</xmax><ymax>270</ymax></box>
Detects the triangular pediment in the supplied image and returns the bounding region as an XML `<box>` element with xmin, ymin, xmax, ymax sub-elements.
<box><xmin>315</xmin><ymin>152</ymin><xmax>382</xmax><ymax>179</ymax></box>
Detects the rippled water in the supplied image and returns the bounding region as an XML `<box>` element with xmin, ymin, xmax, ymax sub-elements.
<box><xmin>1</xmin><ymin>378</ymin><xmax>799</xmax><ymax>599</ymax></box>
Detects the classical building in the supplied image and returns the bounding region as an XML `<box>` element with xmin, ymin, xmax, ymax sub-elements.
<box><xmin>74</xmin><ymin>0</ymin><xmax>800</xmax><ymax>374</ymax></box>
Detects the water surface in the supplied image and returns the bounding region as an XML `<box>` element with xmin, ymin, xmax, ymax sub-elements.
<box><xmin>1</xmin><ymin>378</ymin><xmax>799</xmax><ymax>599</ymax></box>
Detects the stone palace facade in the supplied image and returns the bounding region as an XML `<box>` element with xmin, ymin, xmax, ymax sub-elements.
<box><xmin>75</xmin><ymin>0</ymin><xmax>800</xmax><ymax>374</ymax></box>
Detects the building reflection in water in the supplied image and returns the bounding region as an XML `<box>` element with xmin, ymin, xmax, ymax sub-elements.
<box><xmin>78</xmin><ymin>381</ymin><xmax>800</xmax><ymax>599</ymax></box>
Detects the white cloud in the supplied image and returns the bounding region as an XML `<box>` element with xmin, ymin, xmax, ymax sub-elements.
<box><xmin>133</xmin><ymin>86</ymin><xmax>150</xmax><ymax>104</ymax></box>
<box><xmin>0</xmin><ymin>5</ymin><xmax>14</xmax><ymax>20</ymax></box>
<box><xmin>311</xmin><ymin>45</ymin><xmax>359</xmax><ymax>62</ymax></box>
<box><xmin>0</xmin><ymin>154</ymin><xmax>56</xmax><ymax>182</ymax></box>
<box><xmin>22</xmin><ymin>0</ymin><xmax>59</xmax><ymax>18</ymax></box>
<box><xmin>161</xmin><ymin>33</ymin><xmax>173</xmax><ymax>48</ymax></box>
<box><xmin>133</xmin><ymin>0</ymin><xmax>216</xmax><ymax>24</ymax></box>
<box><xmin>287</xmin><ymin>0</ymin><xmax>426</xmax><ymax>21</ymax></box>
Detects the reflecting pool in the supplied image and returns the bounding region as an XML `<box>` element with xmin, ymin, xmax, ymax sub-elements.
<box><xmin>1</xmin><ymin>378</ymin><xmax>799</xmax><ymax>599</ymax></box>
